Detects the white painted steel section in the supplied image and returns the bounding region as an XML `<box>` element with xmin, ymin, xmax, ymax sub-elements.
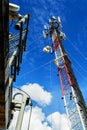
<box><xmin>71</xmin><ymin>87</ymin><xmax>86</xmax><ymax>130</ymax></box>
<box><xmin>63</xmin><ymin>96</ymin><xmax>72</xmax><ymax>130</ymax></box>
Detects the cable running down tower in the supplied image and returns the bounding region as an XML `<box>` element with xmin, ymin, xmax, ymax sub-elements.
<box><xmin>43</xmin><ymin>16</ymin><xmax>87</xmax><ymax>130</ymax></box>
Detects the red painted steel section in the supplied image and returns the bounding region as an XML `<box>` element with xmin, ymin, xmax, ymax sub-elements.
<box><xmin>53</xmin><ymin>36</ymin><xmax>59</xmax><ymax>51</ymax></box>
<box><xmin>53</xmin><ymin>36</ymin><xmax>72</xmax><ymax>96</ymax></box>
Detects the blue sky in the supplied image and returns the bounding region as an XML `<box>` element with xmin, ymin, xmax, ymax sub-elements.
<box><xmin>9</xmin><ymin>0</ymin><xmax>87</xmax><ymax>129</ymax></box>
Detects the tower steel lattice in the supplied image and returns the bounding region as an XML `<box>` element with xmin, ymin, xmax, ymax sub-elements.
<box><xmin>0</xmin><ymin>1</ymin><xmax>30</xmax><ymax>129</ymax></box>
<box><xmin>43</xmin><ymin>16</ymin><xmax>87</xmax><ymax>130</ymax></box>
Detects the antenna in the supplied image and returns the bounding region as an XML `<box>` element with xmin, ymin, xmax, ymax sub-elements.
<box><xmin>9</xmin><ymin>3</ymin><xmax>20</xmax><ymax>12</ymax></box>
<box><xmin>9</xmin><ymin>3</ymin><xmax>22</xmax><ymax>20</ymax></box>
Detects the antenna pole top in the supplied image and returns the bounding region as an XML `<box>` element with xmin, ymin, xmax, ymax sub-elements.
<box><xmin>9</xmin><ymin>3</ymin><xmax>20</xmax><ymax>12</ymax></box>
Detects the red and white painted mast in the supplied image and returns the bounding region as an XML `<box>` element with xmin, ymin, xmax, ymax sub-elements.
<box><xmin>43</xmin><ymin>16</ymin><xmax>87</xmax><ymax>130</ymax></box>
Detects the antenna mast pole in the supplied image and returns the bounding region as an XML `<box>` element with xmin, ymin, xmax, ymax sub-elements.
<box><xmin>43</xmin><ymin>16</ymin><xmax>87</xmax><ymax>130</ymax></box>
<box><xmin>0</xmin><ymin>1</ymin><xmax>30</xmax><ymax>129</ymax></box>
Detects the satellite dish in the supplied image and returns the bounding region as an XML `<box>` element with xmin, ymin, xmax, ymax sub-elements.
<box><xmin>9</xmin><ymin>3</ymin><xmax>20</xmax><ymax>12</ymax></box>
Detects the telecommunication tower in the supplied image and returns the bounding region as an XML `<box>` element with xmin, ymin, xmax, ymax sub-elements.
<box><xmin>43</xmin><ymin>16</ymin><xmax>87</xmax><ymax>130</ymax></box>
<box><xmin>0</xmin><ymin>1</ymin><xmax>30</xmax><ymax>130</ymax></box>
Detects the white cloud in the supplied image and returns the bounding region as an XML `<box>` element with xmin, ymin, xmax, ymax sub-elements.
<box><xmin>9</xmin><ymin>106</ymin><xmax>52</xmax><ymax>130</ymax></box>
<box><xmin>47</xmin><ymin>112</ymin><xmax>70</xmax><ymax>130</ymax></box>
<box><xmin>9</xmin><ymin>83</ymin><xmax>70</xmax><ymax>130</ymax></box>
<box><xmin>23</xmin><ymin>106</ymin><xmax>52</xmax><ymax>130</ymax></box>
<box><xmin>9</xmin><ymin>107</ymin><xmax>70</xmax><ymax>130</ymax></box>
<box><xmin>22</xmin><ymin>83</ymin><xmax>52</xmax><ymax>106</ymax></box>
